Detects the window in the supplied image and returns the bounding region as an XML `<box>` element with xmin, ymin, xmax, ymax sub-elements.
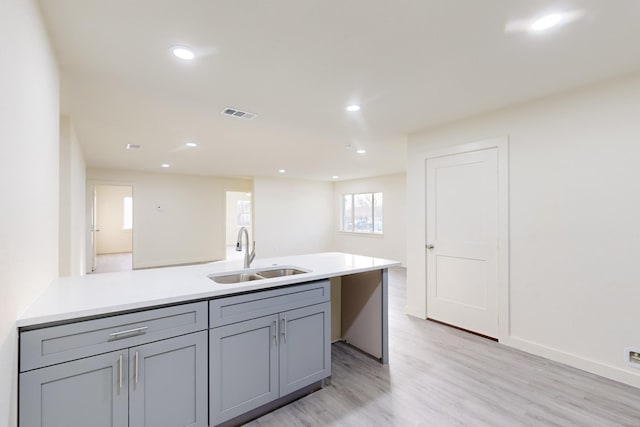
<box><xmin>123</xmin><ymin>196</ymin><xmax>133</xmax><ymax>230</ymax></box>
<box><xmin>237</xmin><ymin>200</ymin><xmax>251</xmax><ymax>226</ymax></box>
<box><xmin>341</xmin><ymin>192</ymin><xmax>383</xmax><ymax>233</ymax></box>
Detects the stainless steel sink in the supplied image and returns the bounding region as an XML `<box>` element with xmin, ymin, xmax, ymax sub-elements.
<box><xmin>208</xmin><ymin>266</ymin><xmax>309</xmax><ymax>284</ymax></box>
<box><xmin>254</xmin><ymin>268</ymin><xmax>306</xmax><ymax>278</ymax></box>
<box><xmin>209</xmin><ymin>273</ymin><xmax>263</xmax><ymax>284</ymax></box>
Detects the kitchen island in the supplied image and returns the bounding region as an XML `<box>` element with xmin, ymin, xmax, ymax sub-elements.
<box><xmin>17</xmin><ymin>252</ymin><xmax>400</xmax><ymax>427</ymax></box>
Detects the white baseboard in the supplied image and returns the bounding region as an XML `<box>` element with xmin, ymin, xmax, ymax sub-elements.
<box><xmin>502</xmin><ymin>336</ymin><xmax>640</xmax><ymax>389</ymax></box>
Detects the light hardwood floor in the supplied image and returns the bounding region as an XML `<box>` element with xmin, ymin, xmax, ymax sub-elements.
<box><xmin>92</xmin><ymin>252</ymin><xmax>132</xmax><ymax>273</ymax></box>
<box><xmin>248</xmin><ymin>268</ymin><xmax>640</xmax><ymax>426</ymax></box>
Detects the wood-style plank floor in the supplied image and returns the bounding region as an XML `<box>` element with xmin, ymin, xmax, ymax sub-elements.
<box><xmin>92</xmin><ymin>252</ymin><xmax>132</xmax><ymax>273</ymax></box>
<box><xmin>248</xmin><ymin>268</ymin><xmax>640</xmax><ymax>427</ymax></box>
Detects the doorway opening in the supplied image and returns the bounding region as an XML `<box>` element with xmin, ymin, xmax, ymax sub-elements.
<box><xmin>91</xmin><ymin>184</ymin><xmax>134</xmax><ymax>273</ymax></box>
<box><xmin>225</xmin><ymin>191</ymin><xmax>252</xmax><ymax>261</ymax></box>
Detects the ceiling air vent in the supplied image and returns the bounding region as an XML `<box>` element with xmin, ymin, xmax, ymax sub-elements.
<box><xmin>126</xmin><ymin>144</ymin><xmax>141</xmax><ymax>150</ymax></box>
<box><xmin>221</xmin><ymin>107</ymin><xmax>257</xmax><ymax>120</ymax></box>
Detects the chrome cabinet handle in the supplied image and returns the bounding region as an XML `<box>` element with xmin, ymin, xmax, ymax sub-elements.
<box><xmin>118</xmin><ymin>354</ymin><xmax>123</xmax><ymax>391</ymax></box>
<box><xmin>282</xmin><ymin>315</ymin><xmax>287</xmax><ymax>343</ymax></box>
<box><xmin>134</xmin><ymin>351</ymin><xmax>139</xmax><ymax>386</ymax></box>
<box><xmin>109</xmin><ymin>326</ymin><xmax>148</xmax><ymax>340</ymax></box>
<box><xmin>273</xmin><ymin>320</ymin><xmax>278</xmax><ymax>346</ymax></box>
<box><xmin>426</xmin><ymin>244</ymin><xmax>434</xmax><ymax>250</ymax></box>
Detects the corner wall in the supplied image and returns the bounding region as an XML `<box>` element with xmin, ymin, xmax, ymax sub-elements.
<box><xmin>59</xmin><ymin>116</ymin><xmax>86</xmax><ymax>276</ymax></box>
<box><xmin>87</xmin><ymin>168</ymin><xmax>251</xmax><ymax>269</ymax></box>
<box><xmin>332</xmin><ymin>173</ymin><xmax>406</xmax><ymax>264</ymax></box>
<box><xmin>407</xmin><ymin>73</ymin><xmax>640</xmax><ymax>388</ymax></box>
<box><xmin>0</xmin><ymin>1</ymin><xmax>60</xmax><ymax>425</ymax></box>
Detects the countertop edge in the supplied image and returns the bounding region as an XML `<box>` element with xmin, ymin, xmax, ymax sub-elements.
<box><xmin>17</xmin><ymin>253</ymin><xmax>401</xmax><ymax>329</ymax></box>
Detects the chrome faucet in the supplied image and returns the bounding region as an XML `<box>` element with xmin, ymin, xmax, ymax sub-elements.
<box><xmin>236</xmin><ymin>226</ymin><xmax>255</xmax><ymax>269</ymax></box>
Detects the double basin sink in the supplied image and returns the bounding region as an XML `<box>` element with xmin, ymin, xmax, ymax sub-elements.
<box><xmin>208</xmin><ymin>267</ymin><xmax>308</xmax><ymax>284</ymax></box>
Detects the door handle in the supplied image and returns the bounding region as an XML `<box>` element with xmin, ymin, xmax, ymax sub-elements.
<box><xmin>426</xmin><ymin>244</ymin><xmax>434</xmax><ymax>250</ymax></box>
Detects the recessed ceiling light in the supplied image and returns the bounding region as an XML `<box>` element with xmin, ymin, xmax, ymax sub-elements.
<box><xmin>505</xmin><ymin>10</ymin><xmax>582</xmax><ymax>34</ymax></box>
<box><xmin>346</xmin><ymin>105</ymin><xmax>361</xmax><ymax>112</ymax></box>
<box><xmin>185</xmin><ymin>142</ymin><xmax>197</xmax><ymax>147</ymax></box>
<box><xmin>278</xmin><ymin>169</ymin><xmax>286</xmax><ymax>173</ymax></box>
<box><xmin>356</xmin><ymin>149</ymin><xmax>367</xmax><ymax>154</ymax></box>
<box><xmin>161</xmin><ymin>163</ymin><xmax>170</xmax><ymax>168</ymax></box>
<box><xmin>126</xmin><ymin>144</ymin><xmax>141</xmax><ymax>150</ymax></box>
<box><xmin>530</xmin><ymin>13</ymin><xmax>564</xmax><ymax>31</ymax></box>
<box><xmin>332</xmin><ymin>175</ymin><xmax>339</xmax><ymax>179</ymax></box>
<box><xmin>171</xmin><ymin>46</ymin><xmax>195</xmax><ymax>60</ymax></box>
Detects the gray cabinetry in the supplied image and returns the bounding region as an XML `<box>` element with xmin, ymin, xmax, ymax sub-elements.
<box><xmin>129</xmin><ymin>332</ymin><xmax>208</xmax><ymax>427</ymax></box>
<box><xmin>21</xmin><ymin>302</ymin><xmax>208</xmax><ymax>372</ymax></box>
<box><xmin>210</xmin><ymin>315</ymin><xmax>279</xmax><ymax>423</ymax></box>
<box><xmin>20</xmin><ymin>349</ymin><xmax>129</xmax><ymax>427</ymax></box>
<box><xmin>209</xmin><ymin>281</ymin><xmax>331</xmax><ymax>426</ymax></box>
<box><xmin>278</xmin><ymin>302</ymin><xmax>331</xmax><ymax>396</ymax></box>
<box><xmin>19</xmin><ymin>302</ymin><xmax>208</xmax><ymax>427</ymax></box>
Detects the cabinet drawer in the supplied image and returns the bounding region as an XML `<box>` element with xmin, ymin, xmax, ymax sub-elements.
<box><xmin>20</xmin><ymin>301</ymin><xmax>208</xmax><ymax>372</ymax></box>
<box><xmin>209</xmin><ymin>280</ymin><xmax>330</xmax><ymax>328</ymax></box>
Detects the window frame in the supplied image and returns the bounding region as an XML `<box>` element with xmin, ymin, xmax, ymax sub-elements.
<box><xmin>237</xmin><ymin>199</ymin><xmax>251</xmax><ymax>226</ymax></box>
<box><xmin>340</xmin><ymin>192</ymin><xmax>383</xmax><ymax>235</ymax></box>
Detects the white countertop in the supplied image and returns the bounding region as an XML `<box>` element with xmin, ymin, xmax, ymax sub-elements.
<box><xmin>17</xmin><ymin>252</ymin><xmax>400</xmax><ymax>328</ymax></box>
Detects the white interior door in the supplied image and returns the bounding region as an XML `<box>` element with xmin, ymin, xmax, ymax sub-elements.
<box><xmin>426</xmin><ymin>147</ymin><xmax>499</xmax><ymax>338</ymax></box>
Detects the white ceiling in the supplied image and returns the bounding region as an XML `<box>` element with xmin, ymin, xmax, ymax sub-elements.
<box><xmin>39</xmin><ymin>0</ymin><xmax>640</xmax><ymax>181</ymax></box>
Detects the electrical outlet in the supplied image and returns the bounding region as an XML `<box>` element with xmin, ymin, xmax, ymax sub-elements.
<box><xmin>625</xmin><ymin>347</ymin><xmax>640</xmax><ymax>369</ymax></box>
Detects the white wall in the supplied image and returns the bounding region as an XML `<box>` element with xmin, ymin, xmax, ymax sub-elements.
<box><xmin>253</xmin><ymin>177</ymin><xmax>333</xmax><ymax>258</ymax></box>
<box><xmin>87</xmin><ymin>168</ymin><xmax>251</xmax><ymax>269</ymax></box>
<box><xmin>333</xmin><ymin>174</ymin><xmax>406</xmax><ymax>265</ymax></box>
<box><xmin>407</xmin><ymin>73</ymin><xmax>640</xmax><ymax>388</ymax></box>
<box><xmin>59</xmin><ymin>116</ymin><xmax>86</xmax><ymax>276</ymax></box>
<box><xmin>0</xmin><ymin>1</ymin><xmax>59</xmax><ymax>425</ymax></box>
<box><xmin>95</xmin><ymin>185</ymin><xmax>133</xmax><ymax>254</ymax></box>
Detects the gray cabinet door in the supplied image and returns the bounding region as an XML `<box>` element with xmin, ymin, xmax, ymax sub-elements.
<box><xmin>19</xmin><ymin>350</ymin><xmax>128</xmax><ymax>427</ymax></box>
<box><xmin>129</xmin><ymin>331</ymin><xmax>208</xmax><ymax>427</ymax></box>
<box><xmin>279</xmin><ymin>302</ymin><xmax>331</xmax><ymax>396</ymax></box>
<box><xmin>210</xmin><ymin>315</ymin><xmax>279</xmax><ymax>425</ymax></box>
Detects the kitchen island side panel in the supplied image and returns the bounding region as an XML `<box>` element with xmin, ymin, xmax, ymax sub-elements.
<box><xmin>341</xmin><ymin>269</ymin><xmax>388</xmax><ymax>362</ymax></box>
